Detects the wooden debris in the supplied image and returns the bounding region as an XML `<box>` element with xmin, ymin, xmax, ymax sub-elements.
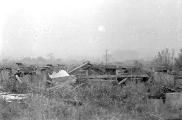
<box><xmin>118</xmin><ymin>78</ymin><xmax>128</xmax><ymax>84</ymax></box>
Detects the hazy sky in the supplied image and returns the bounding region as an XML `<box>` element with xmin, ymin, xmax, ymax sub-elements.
<box><xmin>0</xmin><ymin>0</ymin><xmax>182</xmax><ymax>61</ymax></box>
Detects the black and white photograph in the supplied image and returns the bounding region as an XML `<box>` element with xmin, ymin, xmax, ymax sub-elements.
<box><xmin>0</xmin><ymin>0</ymin><xmax>182</xmax><ymax>119</ymax></box>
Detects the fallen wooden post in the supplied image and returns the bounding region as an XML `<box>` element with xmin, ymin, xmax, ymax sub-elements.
<box><xmin>118</xmin><ymin>78</ymin><xmax>128</xmax><ymax>84</ymax></box>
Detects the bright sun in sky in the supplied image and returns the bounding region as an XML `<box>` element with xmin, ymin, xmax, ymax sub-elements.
<box><xmin>98</xmin><ymin>25</ymin><xmax>106</xmax><ymax>32</ymax></box>
<box><xmin>0</xmin><ymin>0</ymin><xmax>181</xmax><ymax>60</ymax></box>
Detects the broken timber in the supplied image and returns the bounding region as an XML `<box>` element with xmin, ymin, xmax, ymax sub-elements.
<box><xmin>78</xmin><ymin>74</ymin><xmax>149</xmax><ymax>79</ymax></box>
<box><xmin>118</xmin><ymin>78</ymin><xmax>128</xmax><ymax>84</ymax></box>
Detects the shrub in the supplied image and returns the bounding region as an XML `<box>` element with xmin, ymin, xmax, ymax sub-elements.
<box><xmin>76</xmin><ymin>80</ymin><xmax>149</xmax><ymax>113</ymax></box>
<box><xmin>2</xmin><ymin>76</ymin><xmax>30</xmax><ymax>94</ymax></box>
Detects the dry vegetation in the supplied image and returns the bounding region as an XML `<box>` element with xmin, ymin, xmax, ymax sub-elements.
<box><xmin>1</xmin><ymin>49</ymin><xmax>182</xmax><ymax>120</ymax></box>
<box><xmin>0</xmin><ymin>74</ymin><xmax>181</xmax><ymax>120</ymax></box>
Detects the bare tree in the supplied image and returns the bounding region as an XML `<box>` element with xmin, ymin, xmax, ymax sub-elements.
<box><xmin>153</xmin><ymin>48</ymin><xmax>175</xmax><ymax>69</ymax></box>
<box><xmin>175</xmin><ymin>49</ymin><xmax>182</xmax><ymax>71</ymax></box>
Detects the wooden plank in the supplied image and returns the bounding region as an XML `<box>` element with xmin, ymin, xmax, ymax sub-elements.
<box><xmin>79</xmin><ymin>74</ymin><xmax>149</xmax><ymax>79</ymax></box>
<box><xmin>87</xmin><ymin>79</ymin><xmax>116</xmax><ymax>82</ymax></box>
<box><xmin>118</xmin><ymin>78</ymin><xmax>128</xmax><ymax>84</ymax></box>
<box><xmin>68</xmin><ymin>62</ymin><xmax>90</xmax><ymax>74</ymax></box>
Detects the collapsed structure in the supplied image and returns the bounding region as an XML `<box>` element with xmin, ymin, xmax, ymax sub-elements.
<box><xmin>0</xmin><ymin>61</ymin><xmax>150</xmax><ymax>92</ymax></box>
<box><xmin>1</xmin><ymin>61</ymin><xmax>182</xmax><ymax>103</ymax></box>
<box><xmin>68</xmin><ymin>61</ymin><xmax>150</xmax><ymax>84</ymax></box>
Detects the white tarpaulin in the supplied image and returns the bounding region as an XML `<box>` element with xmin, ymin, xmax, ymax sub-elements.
<box><xmin>49</xmin><ymin>70</ymin><xmax>69</xmax><ymax>79</ymax></box>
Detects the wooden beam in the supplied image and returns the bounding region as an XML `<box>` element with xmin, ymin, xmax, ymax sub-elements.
<box><xmin>79</xmin><ymin>74</ymin><xmax>149</xmax><ymax>79</ymax></box>
<box><xmin>118</xmin><ymin>78</ymin><xmax>128</xmax><ymax>84</ymax></box>
<box><xmin>68</xmin><ymin>62</ymin><xmax>90</xmax><ymax>74</ymax></box>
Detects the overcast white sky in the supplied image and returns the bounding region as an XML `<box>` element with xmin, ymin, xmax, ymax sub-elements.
<box><xmin>0</xmin><ymin>0</ymin><xmax>182</xmax><ymax>61</ymax></box>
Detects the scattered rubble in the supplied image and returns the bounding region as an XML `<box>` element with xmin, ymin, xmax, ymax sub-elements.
<box><xmin>0</xmin><ymin>92</ymin><xmax>28</xmax><ymax>102</ymax></box>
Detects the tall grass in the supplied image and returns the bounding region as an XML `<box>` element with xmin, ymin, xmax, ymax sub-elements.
<box><xmin>0</xmin><ymin>77</ymin><xmax>148</xmax><ymax>120</ymax></box>
<box><xmin>0</xmin><ymin>72</ymin><xmax>181</xmax><ymax>120</ymax></box>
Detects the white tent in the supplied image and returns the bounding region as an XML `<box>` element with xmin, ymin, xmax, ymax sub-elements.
<box><xmin>49</xmin><ymin>70</ymin><xmax>69</xmax><ymax>79</ymax></box>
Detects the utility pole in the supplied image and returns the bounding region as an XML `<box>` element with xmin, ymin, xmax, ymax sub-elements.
<box><xmin>105</xmin><ymin>49</ymin><xmax>108</xmax><ymax>66</ymax></box>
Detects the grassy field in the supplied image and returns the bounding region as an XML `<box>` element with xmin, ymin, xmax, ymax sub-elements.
<box><xmin>0</xmin><ymin>77</ymin><xmax>181</xmax><ymax>120</ymax></box>
<box><xmin>0</xmin><ymin>67</ymin><xmax>182</xmax><ymax>120</ymax></box>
